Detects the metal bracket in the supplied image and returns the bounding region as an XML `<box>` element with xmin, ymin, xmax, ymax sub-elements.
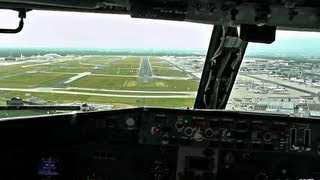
<box><xmin>255</xmin><ymin>4</ymin><xmax>270</xmax><ymax>26</ymax></box>
<box><xmin>194</xmin><ymin>26</ymin><xmax>248</xmax><ymax>109</ymax></box>
<box><xmin>283</xmin><ymin>0</ymin><xmax>306</xmax><ymax>8</ymax></box>
<box><xmin>0</xmin><ymin>9</ymin><xmax>28</xmax><ymax>33</ymax></box>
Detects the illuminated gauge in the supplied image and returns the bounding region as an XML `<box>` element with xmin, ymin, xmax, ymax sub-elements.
<box><xmin>151</xmin><ymin>126</ymin><xmax>161</xmax><ymax>135</ymax></box>
<box><xmin>251</xmin><ymin>122</ymin><xmax>265</xmax><ymax>130</ymax></box>
<box><xmin>192</xmin><ymin>118</ymin><xmax>205</xmax><ymax>127</ymax></box>
<box><xmin>38</xmin><ymin>157</ymin><xmax>59</xmax><ymax>176</ymax></box>
<box><xmin>184</xmin><ymin>127</ymin><xmax>194</xmax><ymax>136</ymax></box>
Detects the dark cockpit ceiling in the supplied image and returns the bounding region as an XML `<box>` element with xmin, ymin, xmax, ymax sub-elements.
<box><xmin>1</xmin><ymin>0</ymin><xmax>320</xmax><ymax>32</ymax></box>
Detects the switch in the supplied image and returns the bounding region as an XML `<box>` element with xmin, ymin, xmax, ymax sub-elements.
<box><xmin>151</xmin><ymin>126</ymin><xmax>161</xmax><ymax>135</ymax></box>
<box><xmin>126</xmin><ymin>117</ymin><xmax>135</xmax><ymax>127</ymax></box>
<box><xmin>193</xmin><ymin>131</ymin><xmax>204</xmax><ymax>142</ymax></box>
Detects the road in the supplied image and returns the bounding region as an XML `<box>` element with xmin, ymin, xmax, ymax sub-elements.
<box><xmin>64</xmin><ymin>87</ymin><xmax>196</xmax><ymax>94</ymax></box>
<box><xmin>64</xmin><ymin>72</ymin><xmax>91</xmax><ymax>84</ymax></box>
<box><xmin>89</xmin><ymin>57</ymin><xmax>121</xmax><ymax>74</ymax></box>
<box><xmin>163</xmin><ymin>59</ymin><xmax>200</xmax><ymax>80</ymax></box>
<box><xmin>139</xmin><ymin>57</ymin><xmax>153</xmax><ymax>78</ymax></box>
<box><xmin>245</xmin><ymin>75</ymin><xmax>316</xmax><ymax>97</ymax></box>
<box><xmin>0</xmin><ymin>56</ymin><xmax>199</xmax><ymax>98</ymax></box>
<box><xmin>138</xmin><ymin>57</ymin><xmax>153</xmax><ymax>83</ymax></box>
<box><xmin>0</xmin><ymin>87</ymin><xmax>196</xmax><ymax>98</ymax></box>
<box><xmin>153</xmin><ymin>76</ymin><xmax>191</xmax><ymax>80</ymax></box>
<box><xmin>50</xmin><ymin>57</ymin><xmax>122</xmax><ymax>88</ymax></box>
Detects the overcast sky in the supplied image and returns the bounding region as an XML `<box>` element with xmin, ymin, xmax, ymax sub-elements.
<box><xmin>0</xmin><ymin>10</ymin><xmax>320</xmax><ymax>49</ymax></box>
<box><xmin>0</xmin><ymin>10</ymin><xmax>213</xmax><ymax>48</ymax></box>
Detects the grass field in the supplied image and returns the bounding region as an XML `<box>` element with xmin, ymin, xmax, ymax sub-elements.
<box><xmin>0</xmin><ymin>73</ymin><xmax>74</xmax><ymax>88</ymax></box>
<box><xmin>149</xmin><ymin>57</ymin><xmax>172</xmax><ymax>67</ymax></box>
<box><xmin>0</xmin><ymin>66</ymin><xmax>38</xmax><ymax>76</ymax></box>
<box><xmin>150</xmin><ymin>62</ymin><xmax>172</xmax><ymax>67</ymax></box>
<box><xmin>94</xmin><ymin>67</ymin><xmax>139</xmax><ymax>75</ymax></box>
<box><xmin>152</xmin><ymin>68</ymin><xmax>189</xmax><ymax>77</ymax></box>
<box><xmin>81</xmin><ymin>56</ymin><xmax>118</xmax><ymax>62</ymax></box>
<box><xmin>93</xmin><ymin>56</ymin><xmax>141</xmax><ymax>75</ymax></box>
<box><xmin>61</xmin><ymin>89</ymin><xmax>191</xmax><ymax>96</ymax></box>
<box><xmin>0</xmin><ymin>55</ymin><xmax>197</xmax><ymax>110</ymax></box>
<box><xmin>0</xmin><ymin>110</ymin><xmax>55</xmax><ymax>118</ymax></box>
<box><xmin>69</xmin><ymin>75</ymin><xmax>198</xmax><ymax>91</ymax></box>
<box><xmin>0</xmin><ymin>90</ymin><xmax>195</xmax><ymax>108</ymax></box>
<box><xmin>48</xmin><ymin>67</ymin><xmax>94</xmax><ymax>73</ymax></box>
<box><xmin>22</xmin><ymin>60</ymin><xmax>75</xmax><ymax>68</ymax></box>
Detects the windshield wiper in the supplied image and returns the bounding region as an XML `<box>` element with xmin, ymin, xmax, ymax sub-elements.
<box><xmin>194</xmin><ymin>26</ymin><xmax>248</xmax><ymax>109</ymax></box>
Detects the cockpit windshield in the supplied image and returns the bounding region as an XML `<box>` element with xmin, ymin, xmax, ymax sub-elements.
<box><xmin>2</xmin><ymin>10</ymin><xmax>320</xmax><ymax>119</ymax></box>
<box><xmin>0</xmin><ymin>10</ymin><xmax>211</xmax><ymax>118</ymax></box>
<box><xmin>227</xmin><ymin>31</ymin><xmax>320</xmax><ymax>118</ymax></box>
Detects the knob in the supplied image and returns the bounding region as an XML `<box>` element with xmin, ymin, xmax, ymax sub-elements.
<box><xmin>205</xmin><ymin>128</ymin><xmax>214</xmax><ymax>138</ymax></box>
<box><xmin>126</xmin><ymin>117</ymin><xmax>135</xmax><ymax>127</ymax></box>
<box><xmin>263</xmin><ymin>132</ymin><xmax>272</xmax><ymax>142</ymax></box>
<box><xmin>222</xmin><ymin>129</ymin><xmax>232</xmax><ymax>139</ymax></box>
<box><xmin>184</xmin><ymin>127</ymin><xmax>194</xmax><ymax>136</ymax></box>
<box><xmin>151</xmin><ymin>126</ymin><xmax>161</xmax><ymax>135</ymax></box>
<box><xmin>251</xmin><ymin>131</ymin><xmax>258</xmax><ymax>141</ymax></box>
<box><xmin>193</xmin><ymin>131</ymin><xmax>204</xmax><ymax>141</ymax></box>
<box><xmin>162</xmin><ymin>135</ymin><xmax>169</xmax><ymax>144</ymax></box>
<box><xmin>224</xmin><ymin>153</ymin><xmax>235</xmax><ymax>168</ymax></box>
<box><xmin>175</xmin><ymin>121</ymin><xmax>184</xmax><ymax>130</ymax></box>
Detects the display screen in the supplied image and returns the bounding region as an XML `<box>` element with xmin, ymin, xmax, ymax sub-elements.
<box><xmin>38</xmin><ymin>157</ymin><xmax>59</xmax><ymax>176</ymax></box>
<box><xmin>186</xmin><ymin>157</ymin><xmax>214</xmax><ymax>170</ymax></box>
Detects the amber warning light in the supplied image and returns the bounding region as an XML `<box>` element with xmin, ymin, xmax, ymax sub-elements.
<box><xmin>192</xmin><ymin>119</ymin><xmax>205</xmax><ymax>127</ymax></box>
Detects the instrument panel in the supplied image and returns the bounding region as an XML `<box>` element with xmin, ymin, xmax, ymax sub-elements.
<box><xmin>0</xmin><ymin>107</ymin><xmax>319</xmax><ymax>180</ymax></box>
<box><xmin>140</xmin><ymin>108</ymin><xmax>316</xmax><ymax>154</ymax></box>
